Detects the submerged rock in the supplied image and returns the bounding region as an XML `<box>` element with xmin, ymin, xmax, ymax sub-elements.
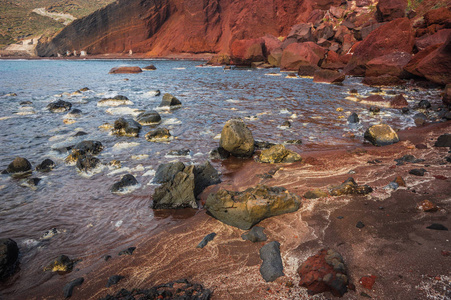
<box><xmin>313</xmin><ymin>69</ymin><xmax>345</xmax><ymax>84</ymax></box>
<box><xmin>257</xmin><ymin>144</ymin><xmax>302</xmax><ymax>163</ymax></box>
<box><xmin>112</xmin><ymin>118</ymin><xmax>142</xmax><ymax>137</ymax></box>
<box><xmin>152</xmin><ymin>161</ymin><xmax>220</xmax><ymax>209</ymax></box>
<box><xmin>167</xmin><ymin>149</ymin><xmax>190</xmax><ymax>156</ymax></box>
<box><xmin>36</xmin><ymin>159</ymin><xmax>55</xmax><ymax>172</ymax></box>
<box><xmin>142</xmin><ymin>64</ymin><xmax>156</xmax><ymax>70</ymax></box>
<box><xmin>220</xmin><ymin>118</ymin><xmax>255</xmax><ymax>158</ymax></box>
<box><xmin>145</xmin><ymin>128</ymin><xmax>171</xmax><ymax>142</ymax></box>
<box><xmin>109</xmin><ymin>66</ymin><xmax>142</xmax><ymax>74</ymax></box>
<box><xmin>0</xmin><ymin>238</ymin><xmax>19</xmax><ymax>280</ymax></box>
<box><xmin>118</xmin><ymin>247</ymin><xmax>136</xmax><ymax>256</ymax></box>
<box><xmin>242</xmin><ymin>226</ymin><xmax>267</xmax><ymax>243</ymax></box>
<box><xmin>298</xmin><ymin>248</ymin><xmax>348</xmax><ymax>297</ymax></box>
<box><xmin>159</xmin><ymin>93</ymin><xmax>181</xmax><ymax>107</ymax></box>
<box><xmin>209</xmin><ymin>147</ymin><xmax>231</xmax><ymax>160</ymax></box>
<box><xmin>76</xmin><ymin>155</ymin><xmax>100</xmax><ymax>173</ymax></box>
<box><xmin>364</xmin><ymin>124</ymin><xmax>399</xmax><ymax>146</ymax></box>
<box><xmin>260</xmin><ymin>241</ymin><xmax>284</xmax><ymax>282</ymax></box>
<box><xmin>136</xmin><ymin>111</ymin><xmax>161</xmax><ymax>125</ymax></box>
<box><xmin>3</xmin><ymin>157</ymin><xmax>32</xmax><ymax>174</ymax></box>
<box><xmin>63</xmin><ymin>277</ymin><xmax>84</xmax><ymax>298</ymax></box>
<box><xmin>330</xmin><ymin>177</ymin><xmax>372</xmax><ymax>196</ymax></box>
<box><xmin>47</xmin><ymin>100</ymin><xmax>72</xmax><ymax>112</ymax></box>
<box><xmin>44</xmin><ymin>255</ymin><xmax>75</xmax><ymax>273</ymax></box>
<box><xmin>73</xmin><ymin>140</ymin><xmax>104</xmax><ymax>155</ymax></box>
<box><xmin>110</xmin><ymin>174</ymin><xmax>139</xmax><ymax>194</ymax></box>
<box><xmin>205</xmin><ymin>185</ymin><xmax>301</xmax><ymax>230</ymax></box>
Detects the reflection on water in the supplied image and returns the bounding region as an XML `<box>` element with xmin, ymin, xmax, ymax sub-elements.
<box><xmin>0</xmin><ymin>59</ymin><xmax>441</xmax><ymax>296</ymax></box>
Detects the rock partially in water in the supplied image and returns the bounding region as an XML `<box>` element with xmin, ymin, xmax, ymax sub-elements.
<box><xmin>330</xmin><ymin>177</ymin><xmax>372</xmax><ymax>196</ymax></box>
<box><xmin>136</xmin><ymin>110</ymin><xmax>161</xmax><ymax>125</ymax></box>
<box><xmin>36</xmin><ymin>159</ymin><xmax>55</xmax><ymax>172</ymax></box>
<box><xmin>260</xmin><ymin>241</ymin><xmax>284</xmax><ymax>282</ymax></box>
<box><xmin>347</xmin><ymin>112</ymin><xmax>359</xmax><ymax>123</ymax></box>
<box><xmin>20</xmin><ymin>177</ymin><xmax>41</xmax><ymax>190</ymax></box>
<box><xmin>47</xmin><ymin>100</ymin><xmax>72</xmax><ymax>112</ymax></box>
<box><xmin>241</xmin><ymin>226</ymin><xmax>267</xmax><ymax>243</ymax></box>
<box><xmin>364</xmin><ymin>124</ymin><xmax>399</xmax><ymax>146</ymax></box>
<box><xmin>196</xmin><ymin>233</ymin><xmax>216</xmax><ymax>249</ymax></box>
<box><xmin>109</xmin><ymin>66</ymin><xmax>142</xmax><ymax>74</ymax></box>
<box><xmin>76</xmin><ymin>155</ymin><xmax>100</xmax><ymax>173</ymax></box>
<box><xmin>418</xmin><ymin>99</ymin><xmax>431</xmax><ymax>109</ymax></box>
<box><xmin>167</xmin><ymin>149</ymin><xmax>190</xmax><ymax>156</ymax></box>
<box><xmin>209</xmin><ymin>147</ymin><xmax>230</xmax><ymax>160</ymax></box>
<box><xmin>434</xmin><ymin>134</ymin><xmax>451</xmax><ymax>147</ymax></box>
<box><xmin>44</xmin><ymin>255</ymin><xmax>75</xmax><ymax>273</ymax></box>
<box><xmin>205</xmin><ymin>185</ymin><xmax>301</xmax><ymax>230</ymax></box>
<box><xmin>63</xmin><ymin>277</ymin><xmax>84</xmax><ymax>298</ymax></box>
<box><xmin>303</xmin><ymin>189</ymin><xmax>329</xmax><ymax>199</ymax></box>
<box><xmin>390</xmin><ymin>94</ymin><xmax>408</xmax><ymax>108</ymax></box>
<box><xmin>142</xmin><ymin>64</ymin><xmax>157</xmax><ymax>71</ymax></box>
<box><xmin>254</xmin><ymin>141</ymin><xmax>276</xmax><ymax>150</ymax></box>
<box><xmin>152</xmin><ymin>161</ymin><xmax>220</xmax><ymax>209</ymax></box>
<box><xmin>313</xmin><ymin>69</ymin><xmax>345</xmax><ymax>84</ymax></box>
<box><xmin>298</xmin><ymin>248</ymin><xmax>348</xmax><ymax>297</ymax></box>
<box><xmin>73</xmin><ymin>140</ymin><xmax>104</xmax><ymax>155</ymax></box>
<box><xmin>106</xmin><ymin>275</ymin><xmax>125</xmax><ymax>287</ymax></box>
<box><xmin>153</xmin><ymin>162</ymin><xmax>186</xmax><ymax>184</ymax></box>
<box><xmin>118</xmin><ymin>247</ymin><xmax>136</xmax><ymax>256</ymax></box>
<box><xmin>257</xmin><ymin>144</ymin><xmax>302</xmax><ymax>163</ymax></box>
<box><xmin>111</xmin><ymin>174</ymin><xmax>139</xmax><ymax>194</ymax></box>
<box><xmin>159</xmin><ymin>93</ymin><xmax>181</xmax><ymax>108</ymax></box>
<box><xmin>0</xmin><ymin>238</ymin><xmax>19</xmax><ymax>281</ymax></box>
<box><xmin>145</xmin><ymin>128</ymin><xmax>171</xmax><ymax>142</ymax></box>
<box><xmin>99</xmin><ymin>279</ymin><xmax>212</xmax><ymax>300</ymax></box>
<box><xmin>3</xmin><ymin>157</ymin><xmax>32</xmax><ymax>174</ymax></box>
<box><xmin>220</xmin><ymin>118</ymin><xmax>255</xmax><ymax>158</ymax></box>
<box><xmin>112</xmin><ymin>118</ymin><xmax>142</xmax><ymax>137</ymax></box>
<box><xmin>97</xmin><ymin>95</ymin><xmax>133</xmax><ymax>107</ymax></box>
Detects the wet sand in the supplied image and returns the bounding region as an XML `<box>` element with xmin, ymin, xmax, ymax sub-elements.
<box><xmin>7</xmin><ymin>121</ymin><xmax>448</xmax><ymax>300</ymax></box>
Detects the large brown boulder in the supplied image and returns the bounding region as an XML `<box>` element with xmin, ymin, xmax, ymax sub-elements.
<box><xmin>262</xmin><ymin>35</ymin><xmax>282</xmax><ymax>54</ymax></box>
<box><xmin>375</xmin><ymin>0</ymin><xmax>407</xmax><ymax>22</ymax></box>
<box><xmin>320</xmin><ymin>50</ymin><xmax>346</xmax><ymax>70</ymax></box>
<box><xmin>257</xmin><ymin>144</ymin><xmax>302</xmax><ymax>163</ymax></box>
<box><xmin>424</xmin><ymin>7</ymin><xmax>451</xmax><ymax>27</ymax></box>
<box><xmin>362</xmin><ymin>75</ymin><xmax>404</xmax><ymax>86</ymax></box>
<box><xmin>365</xmin><ymin>52</ymin><xmax>412</xmax><ymax>78</ymax></box>
<box><xmin>3</xmin><ymin>157</ymin><xmax>32</xmax><ymax>174</ymax></box>
<box><xmin>287</xmin><ymin>23</ymin><xmax>314</xmax><ymax>43</ymax></box>
<box><xmin>280</xmin><ymin>42</ymin><xmax>326</xmax><ymax>71</ymax></box>
<box><xmin>364</xmin><ymin>124</ymin><xmax>400</xmax><ymax>146</ymax></box>
<box><xmin>268</xmin><ymin>48</ymin><xmax>283</xmax><ymax>67</ymax></box>
<box><xmin>415</xmin><ymin>29</ymin><xmax>451</xmax><ymax>52</ymax></box>
<box><xmin>205</xmin><ymin>185</ymin><xmax>302</xmax><ymax>230</ymax></box>
<box><xmin>313</xmin><ymin>69</ymin><xmax>345</xmax><ymax>83</ymax></box>
<box><xmin>412</xmin><ymin>34</ymin><xmax>451</xmax><ymax>85</ymax></box>
<box><xmin>345</xmin><ymin>18</ymin><xmax>415</xmax><ymax>76</ymax></box>
<box><xmin>219</xmin><ymin>118</ymin><xmax>255</xmax><ymax>158</ymax></box>
<box><xmin>109</xmin><ymin>66</ymin><xmax>142</xmax><ymax>74</ymax></box>
<box><xmin>230</xmin><ymin>38</ymin><xmax>266</xmax><ymax>65</ymax></box>
<box><xmin>404</xmin><ymin>44</ymin><xmax>441</xmax><ymax>77</ymax></box>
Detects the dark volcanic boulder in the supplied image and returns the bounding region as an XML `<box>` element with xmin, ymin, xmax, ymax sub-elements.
<box><xmin>330</xmin><ymin>177</ymin><xmax>373</xmax><ymax>196</ymax></box>
<box><xmin>76</xmin><ymin>155</ymin><xmax>100</xmax><ymax>172</ymax></box>
<box><xmin>63</xmin><ymin>277</ymin><xmax>84</xmax><ymax>298</ymax></box>
<box><xmin>257</xmin><ymin>144</ymin><xmax>302</xmax><ymax>163</ymax></box>
<box><xmin>0</xmin><ymin>238</ymin><xmax>19</xmax><ymax>280</ymax></box>
<box><xmin>4</xmin><ymin>157</ymin><xmax>32</xmax><ymax>174</ymax></box>
<box><xmin>242</xmin><ymin>226</ymin><xmax>267</xmax><ymax>243</ymax></box>
<box><xmin>36</xmin><ymin>159</ymin><xmax>55</xmax><ymax>172</ymax></box>
<box><xmin>230</xmin><ymin>38</ymin><xmax>266</xmax><ymax>65</ymax></box>
<box><xmin>142</xmin><ymin>64</ymin><xmax>156</xmax><ymax>70</ymax></box>
<box><xmin>260</xmin><ymin>241</ymin><xmax>284</xmax><ymax>282</ymax></box>
<box><xmin>111</xmin><ymin>174</ymin><xmax>139</xmax><ymax>194</ymax></box>
<box><xmin>159</xmin><ymin>93</ymin><xmax>181</xmax><ymax>108</ymax></box>
<box><xmin>152</xmin><ymin>161</ymin><xmax>220</xmax><ymax>209</ymax></box>
<box><xmin>280</xmin><ymin>42</ymin><xmax>327</xmax><ymax>71</ymax></box>
<box><xmin>112</xmin><ymin>118</ymin><xmax>142</xmax><ymax>137</ymax></box>
<box><xmin>109</xmin><ymin>66</ymin><xmax>142</xmax><ymax>74</ymax></box>
<box><xmin>364</xmin><ymin>124</ymin><xmax>400</xmax><ymax>146</ymax></box>
<box><xmin>136</xmin><ymin>111</ymin><xmax>161</xmax><ymax>125</ymax></box>
<box><xmin>313</xmin><ymin>69</ymin><xmax>345</xmax><ymax>84</ymax></box>
<box><xmin>345</xmin><ymin>18</ymin><xmax>415</xmax><ymax>76</ymax></box>
<box><xmin>145</xmin><ymin>128</ymin><xmax>171</xmax><ymax>142</ymax></box>
<box><xmin>435</xmin><ymin>134</ymin><xmax>451</xmax><ymax>147</ymax></box>
<box><xmin>347</xmin><ymin>112</ymin><xmax>359</xmax><ymax>123</ymax></box>
<box><xmin>298</xmin><ymin>64</ymin><xmax>320</xmax><ymax>76</ymax></box>
<box><xmin>153</xmin><ymin>161</ymin><xmax>186</xmax><ymax>184</ymax></box>
<box><xmin>298</xmin><ymin>248</ymin><xmax>348</xmax><ymax>297</ymax></box>
<box><xmin>47</xmin><ymin>100</ymin><xmax>72</xmax><ymax>112</ymax></box>
<box><xmin>375</xmin><ymin>0</ymin><xmax>407</xmax><ymax>22</ymax></box>
<box><xmin>219</xmin><ymin>118</ymin><xmax>255</xmax><ymax>158</ymax></box>
<box><xmin>73</xmin><ymin>140</ymin><xmax>104</xmax><ymax>155</ymax></box>
<box><xmin>205</xmin><ymin>185</ymin><xmax>301</xmax><ymax>230</ymax></box>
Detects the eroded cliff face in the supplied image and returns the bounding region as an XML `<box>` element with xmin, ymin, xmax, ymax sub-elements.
<box><xmin>37</xmin><ymin>0</ymin><xmax>341</xmax><ymax>56</ymax></box>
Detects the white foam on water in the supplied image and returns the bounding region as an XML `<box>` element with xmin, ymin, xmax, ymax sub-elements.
<box><xmin>244</xmin><ymin>116</ymin><xmax>258</xmax><ymax>121</ymax></box>
<box><xmin>106</xmin><ymin>107</ymin><xmax>142</xmax><ymax>116</ymax></box>
<box><xmin>146</xmin><ymin>90</ymin><xmax>160</xmax><ymax>96</ymax></box>
<box><xmin>113</xmin><ymin>141</ymin><xmax>140</xmax><ymax>149</ymax></box>
<box><xmin>290</xmin><ymin>114</ymin><xmax>298</xmax><ymax>119</ymax></box>
<box><xmin>114</xmin><ymin>220</ymin><xmax>123</xmax><ymax>228</ymax></box>
<box><xmin>131</xmin><ymin>154</ymin><xmax>149</xmax><ymax>160</ymax></box>
<box><xmin>173</xmin><ymin>67</ymin><xmax>186</xmax><ymax>70</ymax></box>
<box><xmin>143</xmin><ymin>169</ymin><xmax>156</xmax><ymax>176</ymax></box>
<box><xmin>155</xmin><ymin>104</ymin><xmax>182</xmax><ymax>111</ymax></box>
<box><xmin>226</xmin><ymin>99</ymin><xmax>240</xmax><ymax>103</ymax></box>
<box><xmin>131</xmin><ymin>164</ymin><xmax>145</xmax><ymax>172</ymax></box>
<box><xmin>311</xmin><ymin>116</ymin><xmax>323</xmax><ymax>119</ymax></box>
<box><xmin>97</xmin><ymin>99</ymin><xmax>134</xmax><ymax>107</ymax></box>
<box><xmin>214</xmin><ymin>134</ymin><xmax>221</xmax><ymax>140</ymax></box>
<box><xmin>78</xmin><ymin>164</ymin><xmax>106</xmax><ymax>178</ymax></box>
<box><xmin>265</xmin><ymin>73</ymin><xmax>282</xmax><ymax>76</ymax></box>
<box><xmin>194</xmin><ymin>152</ymin><xmax>203</xmax><ymax>156</ymax></box>
<box><xmin>20</xmin><ymin>239</ymin><xmax>41</xmax><ymax>249</ymax></box>
<box><xmin>0</xmin><ymin>116</ymin><xmax>14</xmax><ymax>121</ymax></box>
<box><xmin>279</xmin><ymin>109</ymin><xmax>290</xmax><ymax>114</ymax></box>
<box><xmin>162</xmin><ymin>118</ymin><xmax>182</xmax><ymax>125</ymax></box>
<box><xmin>108</xmin><ymin>167</ymin><xmax>130</xmax><ymax>176</ymax></box>
<box><xmin>112</xmin><ymin>183</ymin><xmax>141</xmax><ymax>195</ymax></box>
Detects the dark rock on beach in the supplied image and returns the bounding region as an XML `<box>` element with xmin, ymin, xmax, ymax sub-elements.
<box><xmin>303</xmin><ymin>189</ymin><xmax>329</xmax><ymax>199</ymax></box>
<box><xmin>167</xmin><ymin>149</ymin><xmax>190</xmax><ymax>156</ymax></box>
<box><xmin>106</xmin><ymin>275</ymin><xmax>125</xmax><ymax>287</ymax></box>
<box><xmin>260</xmin><ymin>241</ymin><xmax>284</xmax><ymax>282</ymax></box>
<box><xmin>111</xmin><ymin>174</ymin><xmax>139</xmax><ymax>194</ymax></box>
<box><xmin>220</xmin><ymin>118</ymin><xmax>255</xmax><ymax>158</ymax></box>
<box><xmin>409</xmin><ymin>168</ymin><xmax>427</xmax><ymax>176</ymax></box>
<box><xmin>63</xmin><ymin>277</ymin><xmax>84</xmax><ymax>298</ymax></box>
<box><xmin>4</xmin><ymin>157</ymin><xmax>32</xmax><ymax>174</ymax></box>
<box><xmin>418</xmin><ymin>100</ymin><xmax>431</xmax><ymax>109</ymax></box>
<box><xmin>197</xmin><ymin>233</ymin><xmax>216</xmax><ymax>249</ymax></box>
<box><xmin>97</xmin><ymin>95</ymin><xmax>132</xmax><ymax>106</ymax></box>
<box><xmin>112</xmin><ymin>118</ymin><xmax>142</xmax><ymax>137</ymax></box>
<box><xmin>118</xmin><ymin>247</ymin><xmax>136</xmax><ymax>256</ymax></box>
<box><xmin>145</xmin><ymin>128</ymin><xmax>171</xmax><ymax>142</ymax></box>
<box><xmin>0</xmin><ymin>238</ymin><xmax>19</xmax><ymax>280</ymax></box>
<box><xmin>330</xmin><ymin>177</ymin><xmax>372</xmax><ymax>196</ymax></box>
<box><xmin>73</xmin><ymin>140</ymin><xmax>104</xmax><ymax>155</ymax></box>
<box><xmin>47</xmin><ymin>100</ymin><xmax>72</xmax><ymax>112</ymax></box>
<box><xmin>99</xmin><ymin>279</ymin><xmax>212</xmax><ymax>300</ymax></box>
<box><xmin>434</xmin><ymin>134</ymin><xmax>451</xmax><ymax>147</ymax></box>
<box><xmin>136</xmin><ymin>111</ymin><xmax>161</xmax><ymax>126</ymax></box>
<box><xmin>298</xmin><ymin>249</ymin><xmax>348</xmax><ymax>297</ymax></box>
<box><xmin>44</xmin><ymin>255</ymin><xmax>75</xmax><ymax>273</ymax></box>
<box><xmin>152</xmin><ymin>161</ymin><xmax>220</xmax><ymax>209</ymax></box>
<box><xmin>257</xmin><ymin>144</ymin><xmax>302</xmax><ymax>163</ymax></box>
<box><xmin>209</xmin><ymin>147</ymin><xmax>230</xmax><ymax>159</ymax></box>
<box><xmin>347</xmin><ymin>112</ymin><xmax>359</xmax><ymax>123</ymax></box>
<box><xmin>364</xmin><ymin>124</ymin><xmax>399</xmax><ymax>146</ymax></box>
<box><xmin>153</xmin><ymin>162</ymin><xmax>186</xmax><ymax>184</ymax></box>
<box><xmin>205</xmin><ymin>185</ymin><xmax>301</xmax><ymax>230</ymax></box>
<box><xmin>159</xmin><ymin>93</ymin><xmax>181</xmax><ymax>107</ymax></box>
<box><xmin>36</xmin><ymin>159</ymin><xmax>55</xmax><ymax>172</ymax></box>
<box><xmin>242</xmin><ymin>226</ymin><xmax>267</xmax><ymax>243</ymax></box>
<box><xmin>76</xmin><ymin>155</ymin><xmax>100</xmax><ymax>173</ymax></box>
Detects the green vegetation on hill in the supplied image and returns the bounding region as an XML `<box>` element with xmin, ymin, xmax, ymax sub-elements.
<box><xmin>0</xmin><ymin>0</ymin><xmax>114</xmax><ymax>49</ymax></box>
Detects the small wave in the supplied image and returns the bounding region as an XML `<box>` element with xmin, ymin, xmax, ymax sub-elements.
<box><xmin>106</xmin><ymin>107</ymin><xmax>142</xmax><ymax>116</ymax></box>
<box><xmin>173</xmin><ymin>67</ymin><xmax>186</xmax><ymax>70</ymax></box>
<box><xmin>113</xmin><ymin>142</ymin><xmax>140</xmax><ymax>149</ymax></box>
<box><xmin>279</xmin><ymin>109</ymin><xmax>290</xmax><ymax>114</ymax></box>
<box><xmin>265</xmin><ymin>73</ymin><xmax>282</xmax><ymax>76</ymax></box>
<box><xmin>112</xmin><ymin>183</ymin><xmax>141</xmax><ymax>195</ymax></box>
<box><xmin>143</xmin><ymin>169</ymin><xmax>156</xmax><ymax>176</ymax></box>
<box><xmin>131</xmin><ymin>154</ymin><xmax>149</xmax><ymax>160</ymax></box>
<box><xmin>108</xmin><ymin>167</ymin><xmax>130</xmax><ymax>176</ymax></box>
<box><xmin>162</xmin><ymin>118</ymin><xmax>182</xmax><ymax>125</ymax></box>
<box><xmin>226</xmin><ymin>99</ymin><xmax>240</xmax><ymax>103</ymax></box>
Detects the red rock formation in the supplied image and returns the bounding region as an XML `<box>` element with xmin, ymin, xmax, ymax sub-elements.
<box><xmin>375</xmin><ymin>0</ymin><xmax>407</xmax><ymax>22</ymax></box>
<box><xmin>415</xmin><ymin>29</ymin><xmax>451</xmax><ymax>51</ymax></box>
<box><xmin>424</xmin><ymin>7</ymin><xmax>451</xmax><ymax>27</ymax></box>
<box><xmin>280</xmin><ymin>42</ymin><xmax>326</xmax><ymax>71</ymax></box>
<box><xmin>230</xmin><ymin>38</ymin><xmax>266</xmax><ymax>65</ymax></box>
<box><xmin>345</xmin><ymin>18</ymin><xmax>415</xmax><ymax>76</ymax></box>
<box><xmin>313</xmin><ymin>69</ymin><xmax>345</xmax><ymax>83</ymax></box>
<box><xmin>365</xmin><ymin>52</ymin><xmax>412</xmax><ymax>78</ymax></box>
